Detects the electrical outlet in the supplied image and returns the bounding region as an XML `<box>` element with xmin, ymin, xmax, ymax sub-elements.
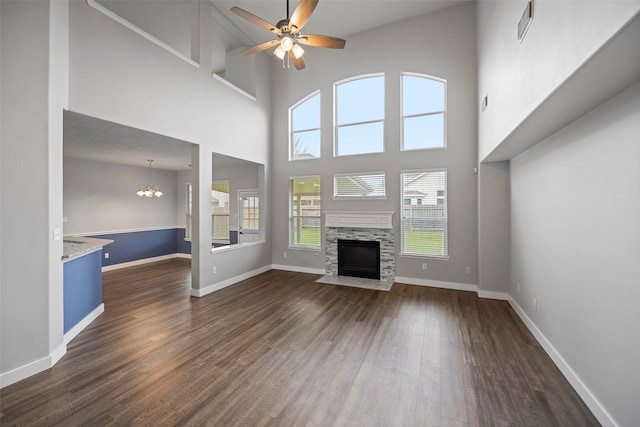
<box><xmin>283</xmin><ymin>252</ymin><xmax>287</xmax><ymax>258</ymax></box>
<box><xmin>422</xmin><ymin>263</ymin><xmax>428</xmax><ymax>270</ymax></box>
<box><xmin>533</xmin><ymin>298</ymin><xmax>537</xmax><ymax>311</ymax></box>
<box><xmin>517</xmin><ymin>283</ymin><xmax>521</xmax><ymax>293</ymax></box>
<box><xmin>104</xmin><ymin>253</ymin><xmax>109</xmax><ymax>259</ymax></box>
<box><xmin>212</xmin><ymin>266</ymin><xmax>217</xmax><ymax>274</ymax></box>
<box><xmin>465</xmin><ymin>266</ymin><xmax>471</xmax><ymax>274</ymax></box>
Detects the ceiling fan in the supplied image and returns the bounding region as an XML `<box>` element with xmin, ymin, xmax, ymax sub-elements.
<box><xmin>230</xmin><ymin>0</ymin><xmax>346</xmax><ymax>70</ymax></box>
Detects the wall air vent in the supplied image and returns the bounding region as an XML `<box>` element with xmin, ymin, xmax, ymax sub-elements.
<box><xmin>518</xmin><ymin>1</ymin><xmax>533</xmax><ymax>43</ymax></box>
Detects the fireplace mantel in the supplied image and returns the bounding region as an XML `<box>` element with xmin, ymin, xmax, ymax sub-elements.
<box><xmin>324</xmin><ymin>211</ymin><xmax>394</xmax><ymax>229</ymax></box>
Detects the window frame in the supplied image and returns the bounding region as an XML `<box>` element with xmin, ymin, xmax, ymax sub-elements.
<box><xmin>400</xmin><ymin>168</ymin><xmax>449</xmax><ymax>259</ymax></box>
<box><xmin>400</xmin><ymin>72</ymin><xmax>447</xmax><ymax>152</ymax></box>
<box><xmin>289</xmin><ymin>91</ymin><xmax>321</xmax><ymax>161</ymax></box>
<box><xmin>289</xmin><ymin>175</ymin><xmax>322</xmax><ymax>249</ymax></box>
<box><xmin>333</xmin><ymin>171</ymin><xmax>387</xmax><ymax>200</ymax></box>
<box><xmin>211</xmin><ymin>180</ymin><xmax>230</xmax><ymax>244</ymax></box>
<box><xmin>333</xmin><ymin>73</ymin><xmax>385</xmax><ymax>157</ymax></box>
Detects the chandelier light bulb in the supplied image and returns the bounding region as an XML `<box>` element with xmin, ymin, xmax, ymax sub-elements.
<box><xmin>137</xmin><ymin>160</ymin><xmax>163</xmax><ymax>198</ymax></box>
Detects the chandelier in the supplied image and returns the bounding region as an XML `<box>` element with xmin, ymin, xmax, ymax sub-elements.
<box><xmin>136</xmin><ymin>159</ymin><xmax>163</xmax><ymax>198</ymax></box>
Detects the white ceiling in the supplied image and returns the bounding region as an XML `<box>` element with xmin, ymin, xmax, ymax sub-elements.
<box><xmin>211</xmin><ymin>1</ymin><xmax>462</xmax><ymax>45</ymax></box>
<box><xmin>64</xmin><ymin>1</ymin><xmax>463</xmax><ymax>171</ymax></box>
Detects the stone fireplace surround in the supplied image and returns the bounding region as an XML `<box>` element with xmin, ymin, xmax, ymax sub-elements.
<box><xmin>324</xmin><ymin>212</ymin><xmax>395</xmax><ymax>283</ymax></box>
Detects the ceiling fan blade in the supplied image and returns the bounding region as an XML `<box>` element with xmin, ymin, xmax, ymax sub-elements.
<box><xmin>298</xmin><ymin>34</ymin><xmax>346</xmax><ymax>49</ymax></box>
<box><xmin>230</xmin><ymin>6</ymin><xmax>281</xmax><ymax>35</ymax></box>
<box><xmin>242</xmin><ymin>39</ymin><xmax>280</xmax><ymax>55</ymax></box>
<box><xmin>289</xmin><ymin>0</ymin><xmax>318</xmax><ymax>33</ymax></box>
<box><xmin>289</xmin><ymin>51</ymin><xmax>306</xmax><ymax>70</ymax></box>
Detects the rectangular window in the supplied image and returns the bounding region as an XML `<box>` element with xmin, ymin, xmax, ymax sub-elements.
<box><xmin>289</xmin><ymin>176</ymin><xmax>321</xmax><ymax>247</ymax></box>
<box><xmin>334</xmin><ymin>171</ymin><xmax>386</xmax><ymax>199</ymax></box>
<box><xmin>212</xmin><ymin>181</ymin><xmax>230</xmax><ymax>243</ymax></box>
<box><xmin>401</xmin><ymin>170</ymin><xmax>448</xmax><ymax>257</ymax></box>
<box><xmin>186</xmin><ymin>183</ymin><xmax>193</xmax><ymax>239</ymax></box>
<box><xmin>239</xmin><ymin>190</ymin><xmax>260</xmax><ymax>244</ymax></box>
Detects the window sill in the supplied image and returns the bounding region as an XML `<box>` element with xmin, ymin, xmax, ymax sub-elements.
<box><xmin>399</xmin><ymin>253</ymin><xmax>450</xmax><ymax>261</ymax></box>
<box><xmin>288</xmin><ymin>245</ymin><xmax>322</xmax><ymax>252</ymax></box>
<box><xmin>210</xmin><ymin>240</ymin><xmax>266</xmax><ymax>254</ymax></box>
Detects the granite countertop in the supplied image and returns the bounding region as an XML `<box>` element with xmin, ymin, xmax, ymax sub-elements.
<box><xmin>62</xmin><ymin>236</ymin><xmax>114</xmax><ymax>262</ymax></box>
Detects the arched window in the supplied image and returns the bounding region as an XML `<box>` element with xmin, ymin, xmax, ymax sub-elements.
<box><xmin>289</xmin><ymin>91</ymin><xmax>321</xmax><ymax>160</ymax></box>
<box><xmin>334</xmin><ymin>74</ymin><xmax>385</xmax><ymax>156</ymax></box>
<box><xmin>402</xmin><ymin>73</ymin><xmax>446</xmax><ymax>150</ymax></box>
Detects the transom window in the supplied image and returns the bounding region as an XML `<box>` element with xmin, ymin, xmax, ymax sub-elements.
<box><xmin>402</xmin><ymin>73</ymin><xmax>446</xmax><ymax>150</ymax></box>
<box><xmin>290</xmin><ymin>91</ymin><xmax>321</xmax><ymax>160</ymax></box>
<box><xmin>401</xmin><ymin>169</ymin><xmax>448</xmax><ymax>257</ymax></box>
<box><xmin>334</xmin><ymin>74</ymin><xmax>385</xmax><ymax>156</ymax></box>
<box><xmin>289</xmin><ymin>176</ymin><xmax>321</xmax><ymax>248</ymax></box>
<box><xmin>334</xmin><ymin>172</ymin><xmax>386</xmax><ymax>199</ymax></box>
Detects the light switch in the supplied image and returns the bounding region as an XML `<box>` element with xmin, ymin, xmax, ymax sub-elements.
<box><xmin>53</xmin><ymin>228</ymin><xmax>62</xmax><ymax>241</ymax></box>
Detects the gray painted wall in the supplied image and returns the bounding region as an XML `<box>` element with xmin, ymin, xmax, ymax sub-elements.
<box><xmin>511</xmin><ymin>81</ymin><xmax>640</xmax><ymax>427</ymax></box>
<box><xmin>64</xmin><ymin>157</ymin><xmax>179</xmax><ymax>235</ymax></box>
<box><xmin>1</xmin><ymin>0</ymin><xmax>272</xmax><ymax>385</ymax></box>
<box><xmin>477</xmin><ymin>1</ymin><xmax>640</xmax><ymax>161</ymax></box>
<box><xmin>270</xmin><ymin>3</ymin><xmax>479</xmax><ymax>286</ymax></box>
<box><xmin>1</xmin><ymin>0</ymin><xmax>67</xmax><ymax>380</ymax></box>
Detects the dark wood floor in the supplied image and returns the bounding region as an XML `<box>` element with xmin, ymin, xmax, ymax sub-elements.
<box><xmin>1</xmin><ymin>259</ymin><xmax>599</xmax><ymax>426</ymax></box>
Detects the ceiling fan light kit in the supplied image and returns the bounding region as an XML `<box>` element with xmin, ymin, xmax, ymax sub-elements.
<box><xmin>230</xmin><ymin>0</ymin><xmax>346</xmax><ymax>70</ymax></box>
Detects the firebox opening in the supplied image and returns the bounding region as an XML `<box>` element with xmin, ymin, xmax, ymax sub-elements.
<box><xmin>338</xmin><ymin>239</ymin><xmax>381</xmax><ymax>280</ymax></box>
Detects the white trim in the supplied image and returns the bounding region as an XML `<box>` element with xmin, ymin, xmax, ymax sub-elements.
<box><xmin>271</xmin><ymin>264</ymin><xmax>326</xmax><ymax>275</ymax></box>
<box><xmin>211</xmin><ymin>73</ymin><xmax>256</xmax><ymax>101</ymax></box>
<box><xmin>394</xmin><ymin>276</ymin><xmax>477</xmax><ymax>293</ymax></box>
<box><xmin>508</xmin><ymin>298</ymin><xmax>619</xmax><ymax>427</ymax></box>
<box><xmin>210</xmin><ymin>240</ymin><xmax>266</xmax><ymax>254</ymax></box>
<box><xmin>102</xmin><ymin>253</ymin><xmax>189</xmax><ymax>272</ymax></box>
<box><xmin>64</xmin><ymin>304</ymin><xmax>104</xmax><ymax>345</ymax></box>
<box><xmin>86</xmin><ymin>0</ymin><xmax>199</xmax><ymax>68</ymax></box>
<box><xmin>324</xmin><ymin>211</ymin><xmax>394</xmax><ymax>229</ymax></box>
<box><xmin>0</xmin><ymin>342</ymin><xmax>67</xmax><ymax>389</ymax></box>
<box><xmin>190</xmin><ymin>265</ymin><xmax>272</xmax><ymax>297</ymax></box>
<box><xmin>477</xmin><ymin>290</ymin><xmax>510</xmax><ymax>301</ymax></box>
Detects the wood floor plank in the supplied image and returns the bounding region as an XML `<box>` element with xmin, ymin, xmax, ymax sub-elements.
<box><xmin>0</xmin><ymin>259</ymin><xmax>600</xmax><ymax>426</ymax></box>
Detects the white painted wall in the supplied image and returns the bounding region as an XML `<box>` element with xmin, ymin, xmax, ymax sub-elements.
<box><xmin>270</xmin><ymin>3</ymin><xmax>478</xmax><ymax>286</ymax></box>
<box><xmin>477</xmin><ymin>0</ymin><xmax>640</xmax><ymax>161</ymax></box>
<box><xmin>511</xmin><ymin>82</ymin><xmax>640</xmax><ymax>427</ymax></box>
<box><xmin>63</xmin><ymin>158</ymin><xmax>179</xmax><ymax>235</ymax></box>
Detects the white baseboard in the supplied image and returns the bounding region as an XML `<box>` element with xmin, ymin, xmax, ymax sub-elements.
<box><xmin>477</xmin><ymin>289</ymin><xmax>510</xmax><ymax>301</ymax></box>
<box><xmin>394</xmin><ymin>276</ymin><xmax>478</xmax><ymax>293</ymax></box>
<box><xmin>0</xmin><ymin>342</ymin><xmax>67</xmax><ymax>389</ymax></box>
<box><xmin>64</xmin><ymin>304</ymin><xmax>105</xmax><ymax>345</ymax></box>
<box><xmin>508</xmin><ymin>298</ymin><xmax>618</xmax><ymax>427</ymax></box>
<box><xmin>190</xmin><ymin>265</ymin><xmax>272</xmax><ymax>297</ymax></box>
<box><xmin>271</xmin><ymin>264</ymin><xmax>326</xmax><ymax>275</ymax></box>
<box><xmin>102</xmin><ymin>253</ymin><xmax>190</xmax><ymax>272</ymax></box>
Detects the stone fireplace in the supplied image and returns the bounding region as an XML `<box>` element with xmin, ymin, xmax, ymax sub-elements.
<box><xmin>324</xmin><ymin>211</ymin><xmax>395</xmax><ymax>283</ymax></box>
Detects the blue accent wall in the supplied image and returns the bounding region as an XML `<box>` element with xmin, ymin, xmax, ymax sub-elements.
<box><xmin>91</xmin><ymin>228</ymin><xmax>183</xmax><ymax>266</ymax></box>
<box><xmin>176</xmin><ymin>228</ymin><xmax>191</xmax><ymax>255</ymax></box>
<box><xmin>64</xmin><ymin>250</ymin><xmax>103</xmax><ymax>333</ymax></box>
